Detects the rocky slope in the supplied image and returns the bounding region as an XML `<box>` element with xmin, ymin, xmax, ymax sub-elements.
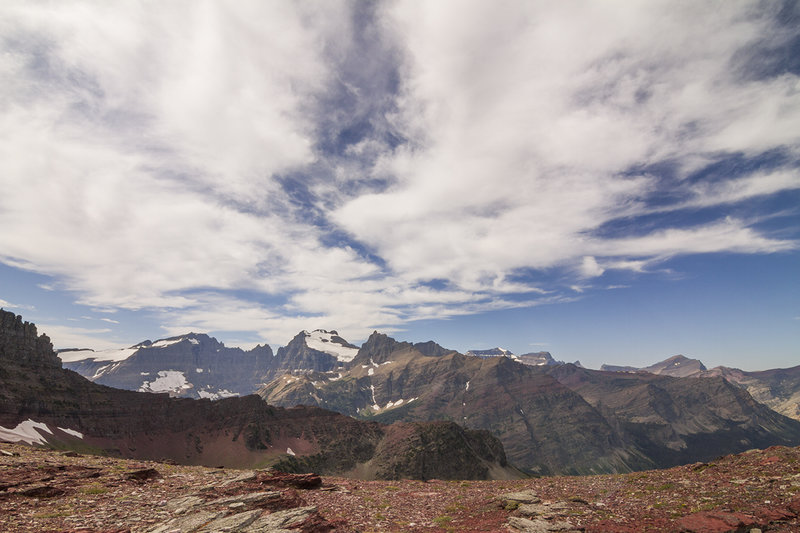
<box><xmin>2</xmin><ymin>441</ymin><xmax>800</xmax><ymax>532</ymax></box>
<box><xmin>601</xmin><ymin>354</ymin><xmax>800</xmax><ymax>422</ymax></box>
<box><xmin>548</xmin><ymin>363</ymin><xmax>800</xmax><ymax>468</ymax></box>
<box><xmin>261</xmin><ymin>332</ymin><xmax>800</xmax><ymax>476</ymax></box>
<box><xmin>0</xmin><ymin>310</ymin><xmax>515</xmax><ymax>480</ymax></box>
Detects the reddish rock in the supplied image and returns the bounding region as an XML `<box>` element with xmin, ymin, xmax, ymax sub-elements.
<box><xmin>18</xmin><ymin>484</ymin><xmax>66</xmax><ymax>498</ymax></box>
<box><xmin>257</xmin><ymin>471</ymin><xmax>323</xmax><ymax>490</ymax></box>
<box><xmin>754</xmin><ymin>504</ymin><xmax>795</xmax><ymax>522</ymax></box>
<box><xmin>125</xmin><ymin>467</ymin><xmax>161</xmax><ymax>481</ymax></box>
<box><xmin>677</xmin><ymin>510</ymin><xmax>756</xmax><ymax>532</ymax></box>
<box><xmin>786</xmin><ymin>496</ymin><xmax>800</xmax><ymax>514</ymax></box>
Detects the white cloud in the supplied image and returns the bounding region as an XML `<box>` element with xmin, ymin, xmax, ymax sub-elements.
<box><xmin>0</xmin><ymin>299</ymin><xmax>34</xmax><ymax>311</ymax></box>
<box><xmin>0</xmin><ymin>2</ymin><xmax>798</xmax><ymax>347</ymax></box>
<box><xmin>37</xmin><ymin>324</ymin><xmax>117</xmax><ymax>351</ymax></box>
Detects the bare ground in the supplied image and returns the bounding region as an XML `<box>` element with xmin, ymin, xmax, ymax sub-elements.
<box><xmin>2</xmin><ymin>442</ymin><xmax>800</xmax><ymax>532</ymax></box>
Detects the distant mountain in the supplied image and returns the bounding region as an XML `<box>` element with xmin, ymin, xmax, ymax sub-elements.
<box><xmin>465</xmin><ymin>347</ymin><xmax>516</xmax><ymax>358</ymax></box>
<box><xmin>601</xmin><ymin>354</ymin><xmax>707</xmax><ymax>377</ymax></box>
<box><xmin>59</xmin><ymin>328</ymin><xmax>359</xmax><ymax>400</ymax></box>
<box><xmin>259</xmin><ymin>331</ymin><xmax>800</xmax><ymax>475</ymax></box>
<box><xmin>516</xmin><ymin>351</ymin><xmax>562</xmax><ymax>366</ymax></box>
<box><xmin>0</xmin><ymin>310</ymin><xmax>515</xmax><ymax>480</ymax></box>
<box><xmin>467</xmin><ymin>348</ymin><xmax>569</xmax><ymax>367</ymax></box>
<box><xmin>600</xmin><ymin>355</ymin><xmax>800</xmax><ymax>422</ymax></box>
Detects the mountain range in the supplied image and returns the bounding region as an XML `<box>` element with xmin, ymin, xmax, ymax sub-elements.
<box><xmin>11</xmin><ymin>311</ymin><xmax>800</xmax><ymax>477</ymax></box>
<box><xmin>0</xmin><ymin>310</ymin><xmax>514</xmax><ymax>480</ymax></box>
<box><xmin>258</xmin><ymin>331</ymin><xmax>800</xmax><ymax>475</ymax></box>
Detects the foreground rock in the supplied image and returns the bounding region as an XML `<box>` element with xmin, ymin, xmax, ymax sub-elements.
<box><xmin>2</xmin><ymin>443</ymin><xmax>800</xmax><ymax>532</ymax></box>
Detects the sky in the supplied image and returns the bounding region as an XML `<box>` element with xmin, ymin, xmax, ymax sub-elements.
<box><xmin>0</xmin><ymin>1</ymin><xmax>798</xmax><ymax>371</ymax></box>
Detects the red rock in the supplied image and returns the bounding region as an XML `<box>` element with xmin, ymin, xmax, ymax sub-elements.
<box><xmin>754</xmin><ymin>505</ymin><xmax>795</xmax><ymax>522</ymax></box>
<box><xmin>257</xmin><ymin>471</ymin><xmax>323</xmax><ymax>490</ymax></box>
<box><xmin>676</xmin><ymin>510</ymin><xmax>756</xmax><ymax>532</ymax></box>
<box><xmin>786</xmin><ymin>496</ymin><xmax>800</xmax><ymax>514</ymax></box>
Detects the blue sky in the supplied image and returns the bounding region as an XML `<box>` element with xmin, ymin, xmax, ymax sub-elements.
<box><xmin>0</xmin><ymin>1</ymin><xmax>798</xmax><ymax>370</ymax></box>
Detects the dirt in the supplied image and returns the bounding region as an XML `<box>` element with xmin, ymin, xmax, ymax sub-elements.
<box><xmin>2</xmin><ymin>443</ymin><xmax>800</xmax><ymax>532</ymax></box>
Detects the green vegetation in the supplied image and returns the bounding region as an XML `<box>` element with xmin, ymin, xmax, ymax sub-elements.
<box><xmin>80</xmin><ymin>483</ymin><xmax>108</xmax><ymax>495</ymax></box>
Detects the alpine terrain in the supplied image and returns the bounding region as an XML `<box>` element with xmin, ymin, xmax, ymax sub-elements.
<box><xmin>0</xmin><ymin>310</ymin><xmax>515</xmax><ymax>480</ymax></box>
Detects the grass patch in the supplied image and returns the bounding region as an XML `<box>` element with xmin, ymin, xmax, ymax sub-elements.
<box><xmin>433</xmin><ymin>515</ymin><xmax>452</xmax><ymax>526</ymax></box>
<box><xmin>80</xmin><ymin>483</ymin><xmax>108</xmax><ymax>495</ymax></box>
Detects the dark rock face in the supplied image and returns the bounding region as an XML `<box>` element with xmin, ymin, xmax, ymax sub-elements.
<box><xmin>369</xmin><ymin>421</ymin><xmax>510</xmax><ymax>480</ymax></box>
<box><xmin>0</xmin><ymin>311</ymin><xmax>60</xmax><ymax>371</ymax></box>
<box><xmin>0</xmin><ymin>310</ymin><xmax>512</xmax><ymax>480</ymax></box>
<box><xmin>62</xmin><ymin>333</ymin><xmax>274</xmax><ymax>399</ymax></box>
<box><xmin>262</xmin><ymin>331</ymin><xmax>800</xmax><ymax>476</ymax></box>
<box><xmin>268</xmin><ymin>331</ymin><xmax>343</xmax><ymax>380</ymax></box>
<box><xmin>547</xmin><ymin>364</ymin><xmax>800</xmax><ymax>467</ymax></box>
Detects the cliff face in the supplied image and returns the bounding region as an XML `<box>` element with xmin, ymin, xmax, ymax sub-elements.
<box><xmin>0</xmin><ymin>311</ymin><xmax>59</xmax><ymax>370</ymax></box>
<box><xmin>0</xmin><ymin>310</ymin><xmax>514</xmax><ymax>480</ymax></box>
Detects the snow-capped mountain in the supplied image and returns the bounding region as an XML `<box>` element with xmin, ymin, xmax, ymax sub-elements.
<box><xmin>59</xmin><ymin>329</ymin><xmax>363</xmax><ymax>399</ymax></box>
<box><xmin>60</xmin><ymin>333</ymin><xmax>273</xmax><ymax>399</ymax></box>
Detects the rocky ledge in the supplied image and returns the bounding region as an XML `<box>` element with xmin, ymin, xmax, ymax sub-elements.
<box><xmin>2</xmin><ymin>443</ymin><xmax>800</xmax><ymax>532</ymax></box>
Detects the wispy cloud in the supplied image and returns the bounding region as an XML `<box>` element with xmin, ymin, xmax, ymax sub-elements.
<box><xmin>0</xmin><ymin>2</ymin><xmax>798</xmax><ymax>347</ymax></box>
<box><xmin>0</xmin><ymin>299</ymin><xmax>34</xmax><ymax>311</ymax></box>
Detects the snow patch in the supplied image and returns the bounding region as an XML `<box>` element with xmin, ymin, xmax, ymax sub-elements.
<box><xmin>151</xmin><ymin>338</ymin><xmax>184</xmax><ymax>348</ymax></box>
<box><xmin>465</xmin><ymin>380</ymin><xmax>470</xmax><ymax>391</ymax></box>
<box><xmin>304</xmin><ymin>330</ymin><xmax>359</xmax><ymax>362</ymax></box>
<box><xmin>328</xmin><ymin>373</ymin><xmax>343</xmax><ymax>381</ymax></box>
<box><xmin>196</xmin><ymin>368</ymin><xmax>203</xmax><ymax>373</ymax></box>
<box><xmin>139</xmin><ymin>370</ymin><xmax>192</xmax><ymax>394</ymax></box>
<box><xmin>286</xmin><ymin>447</ymin><xmax>296</xmax><ymax>456</ymax></box>
<box><xmin>0</xmin><ymin>419</ymin><xmax>53</xmax><ymax>445</ymax></box>
<box><xmin>58</xmin><ymin>347</ymin><xmax>138</xmax><ymax>363</ymax></box>
<box><xmin>140</xmin><ymin>372</ymin><xmax>150</xmax><ymax>376</ymax></box>
<box><xmin>197</xmin><ymin>389</ymin><xmax>238</xmax><ymax>400</ymax></box>
<box><xmin>57</xmin><ymin>427</ymin><xmax>84</xmax><ymax>439</ymax></box>
<box><xmin>368</xmin><ymin>368</ymin><xmax>374</xmax><ymax>376</ymax></box>
<box><xmin>188</xmin><ymin>338</ymin><xmax>200</xmax><ymax>345</ymax></box>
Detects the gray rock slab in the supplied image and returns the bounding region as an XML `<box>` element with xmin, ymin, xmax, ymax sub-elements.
<box><xmin>244</xmin><ymin>506</ymin><xmax>317</xmax><ymax>532</ymax></box>
<box><xmin>198</xmin><ymin>509</ymin><xmax>261</xmax><ymax>532</ymax></box>
<box><xmin>149</xmin><ymin>510</ymin><xmax>224</xmax><ymax>533</ymax></box>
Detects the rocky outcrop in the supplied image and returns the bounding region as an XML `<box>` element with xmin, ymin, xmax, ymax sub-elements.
<box><xmin>268</xmin><ymin>331</ymin><xmax>345</xmax><ymax>380</ymax></box>
<box><xmin>0</xmin><ymin>310</ymin><xmax>59</xmax><ymax>371</ymax></box>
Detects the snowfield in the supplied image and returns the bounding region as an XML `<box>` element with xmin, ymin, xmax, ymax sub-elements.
<box><xmin>0</xmin><ymin>419</ymin><xmax>84</xmax><ymax>445</ymax></box>
<box><xmin>139</xmin><ymin>370</ymin><xmax>192</xmax><ymax>394</ymax></box>
<box><xmin>304</xmin><ymin>330</ymin><xmax>359</xmax><ymax>362</ymax></box>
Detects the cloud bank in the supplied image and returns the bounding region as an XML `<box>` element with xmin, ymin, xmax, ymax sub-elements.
<box><xmin>1</xmin><ymin>1</ymin><xmax>798</xmax><ymax>346</ymax></box>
